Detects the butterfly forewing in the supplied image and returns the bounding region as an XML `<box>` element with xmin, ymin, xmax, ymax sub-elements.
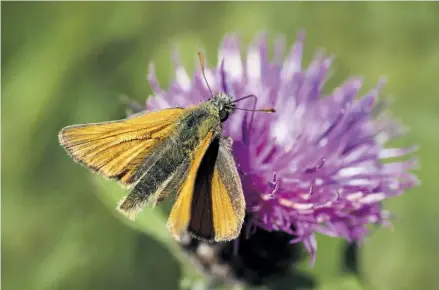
<box><xmin>58</xmin><ymin>108</ymin><xmax>185</xmax><ymax>186</ymax></box>
<box><xmin>167</xmin><ymin>130</ymin><xmax>215</xmax><ymax>239</ymax></box>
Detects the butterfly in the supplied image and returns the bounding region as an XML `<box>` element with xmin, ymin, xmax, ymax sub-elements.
<box><xmin>58</xmin><ymin>52</ymin><xmax>274</xmax><ymax>242</ymax></box>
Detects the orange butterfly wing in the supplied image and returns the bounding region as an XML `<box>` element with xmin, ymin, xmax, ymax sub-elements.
<box><xmin>58</xmin><ymin>108</ymin><xmax>185</xmax><ymax>186</ymax></box>
<box><xmin>209</xmin><ymin>141</ymin><xmax>245</xmax><ymax>241</ymax></box>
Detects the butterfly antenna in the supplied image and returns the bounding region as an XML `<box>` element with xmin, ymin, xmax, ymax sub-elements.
<box><xmin>234</xmin><ymin>107</ymin><xmax>276</xmax><ymax>113</ymax></box>
<box><xmin>198</xmin><ymin>52</ymin><xmax>213</xmax><ymax>95</ymax></box>
<box><xmin>233</xmin><ymin>94</ymin><xmax>256</xmax><ymax>103</ymax></box>
<box><xmin>231</xmin><ymin>94</ymin><xmax>275</xmax><ymax>143</ymax></box>
<box><xmin>233</xmin><ymin>94</ymin><xmax>275</xmax><ymax>113</ymax></box>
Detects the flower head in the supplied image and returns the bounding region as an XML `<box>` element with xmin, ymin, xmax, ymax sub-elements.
<box><xmin>145</xmin><ymin>31</ymin><xmax>419</xmax><ymax>265</ymax></box>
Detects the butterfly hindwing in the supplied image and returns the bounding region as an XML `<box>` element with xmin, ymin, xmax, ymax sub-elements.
<box><xmin>117</xmin><ymin>138</ymin><xmax>191</xmax><ymax>220</ymax></box>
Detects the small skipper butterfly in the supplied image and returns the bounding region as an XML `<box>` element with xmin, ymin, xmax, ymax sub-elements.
<box><xmin>58</xmin><ymin>53</ymin><xmax>275</xmax><ymax>242</ymax></box>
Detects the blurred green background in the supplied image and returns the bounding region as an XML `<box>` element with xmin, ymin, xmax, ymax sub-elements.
<box><xmin>2</xmin><ymin>2</ymin><xmax>439</xmax><ymax>290</ymax></box>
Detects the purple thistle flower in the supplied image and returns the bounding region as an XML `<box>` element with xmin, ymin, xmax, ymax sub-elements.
<box><xmin>145</xmin><ymin>31</ymin><xmax>419</xmax><ymax>264</ymax></box>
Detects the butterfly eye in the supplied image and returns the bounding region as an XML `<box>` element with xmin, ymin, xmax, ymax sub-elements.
<box><xmin>219</xmin><ymin>110</ymin><xmax>229</xmax><ymax>122</ymax></box>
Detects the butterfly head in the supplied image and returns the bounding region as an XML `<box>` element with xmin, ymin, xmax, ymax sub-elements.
<box><xmin>208</xmin><ymin>92</ymin><xmax>235</xmax><ymax>122</ymax></box>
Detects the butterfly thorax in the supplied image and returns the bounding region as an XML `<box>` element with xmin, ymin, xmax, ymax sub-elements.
<box><xmin>174</xmin><ymin>92</ymin><xmax>234</xmax><ymax>153</ymax></box>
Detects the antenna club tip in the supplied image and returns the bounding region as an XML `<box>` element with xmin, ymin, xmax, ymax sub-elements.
<box><xmin>267</xmin><ymin>108</ymin><xmax>276</xmax><ymax>113</ymax></box>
